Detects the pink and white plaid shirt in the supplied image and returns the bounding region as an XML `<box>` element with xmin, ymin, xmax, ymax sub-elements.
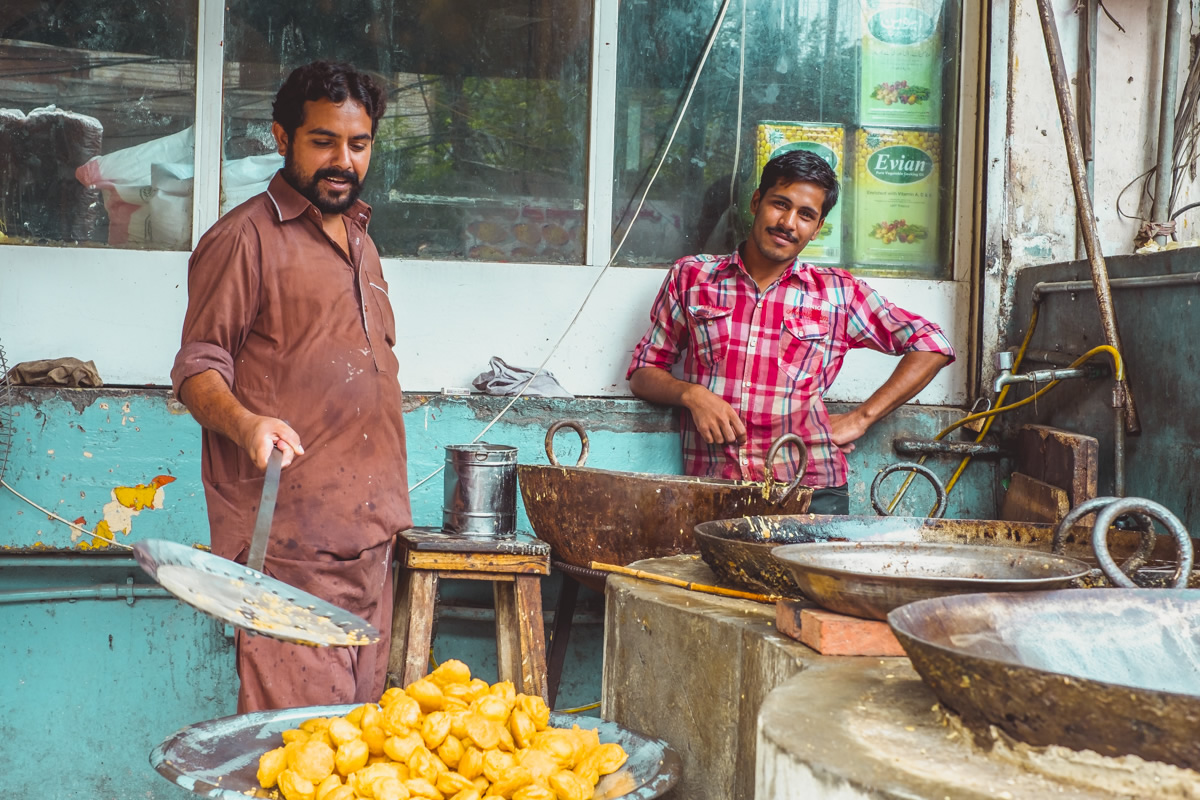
<box><xmin>627</xmin><ymin>252</ymin><xmax>955</xmax><ymax>487</ymax></box>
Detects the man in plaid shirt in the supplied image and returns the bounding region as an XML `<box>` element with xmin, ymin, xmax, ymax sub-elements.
<box><xmin>627</xmin><ymin>150</ymin><xmax>954</xmax><ymax>514</ymax></box>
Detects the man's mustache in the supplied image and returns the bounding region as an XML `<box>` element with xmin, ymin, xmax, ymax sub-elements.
<box><xmin>313</xmin><ymin>167</ymin><xmax>360</xmax><ymax>186</ymax></box>
<box><xmin>766</xmin><ymin>226</ymin><xmax>797</xmax><ymax>243</ymax></box>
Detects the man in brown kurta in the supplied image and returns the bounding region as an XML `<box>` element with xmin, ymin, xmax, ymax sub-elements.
<box><xmin>171</xmin><ymin>62</ymin><xmax>411</xmax><ymax>712</ymax></box>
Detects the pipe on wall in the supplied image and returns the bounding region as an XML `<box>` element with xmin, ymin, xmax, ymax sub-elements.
<box><xmin>1151</xmin><ymin>0</ymin><xmax>1185</xmax><ymax>245</ymax></box>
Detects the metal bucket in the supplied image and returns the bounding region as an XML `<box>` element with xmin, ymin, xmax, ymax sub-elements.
<box><xmin>442</xmin><ymin>443</ymin><xmax>518</xmax><ymax>537</ymax></box>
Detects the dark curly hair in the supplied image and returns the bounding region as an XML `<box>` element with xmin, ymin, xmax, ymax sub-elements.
<box><xmin>272</xmin><ymin>61</ymin><xmax>388</xmax><ymax>138</ymax></box>
<box><xmin>757</xmin><ymin>149</ymin><xmax>840</xmax><ymax>219</ymax></box>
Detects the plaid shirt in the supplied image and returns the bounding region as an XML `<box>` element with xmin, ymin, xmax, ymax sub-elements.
<box><xmin>627</xmin><ymin>252</ymin><xmax>955</xmax><ymax>487</ymax></box>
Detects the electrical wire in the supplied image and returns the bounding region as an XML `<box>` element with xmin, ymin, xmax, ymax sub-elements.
<box><xmin>408</xmin><ymin>0</ymin><xmax>738</xmax><ymax>493</ymax></box>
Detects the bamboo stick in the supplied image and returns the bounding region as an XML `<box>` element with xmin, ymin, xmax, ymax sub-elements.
<box><xmin>589</xmin><ymin>561</ymin><xmax>780</xmax><ymax>604</ymax></box>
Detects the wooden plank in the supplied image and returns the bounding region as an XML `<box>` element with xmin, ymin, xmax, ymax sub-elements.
<box><xmin>387</xmin><ymin>569</ymin><xmax>439</xmax><ymax>689</ymax></box>
<box><xmin>1000</xmin><ymin>471</ymin><xmax>1070</xmax><ymax>524</ymax></box>
<box><xmin>399</xmin><ymin>527</ymin><xmax>551</xmax><ymax>556</ymax></box>
<box><xmin>1015</xmin><ymin>424</ymin><xmax>1099</xmax><ymax>507</ymax></box>
<box><xmin>404</xmin><ymin>551</ymin><xmax>549</xmax><ymax>574</ymax></box>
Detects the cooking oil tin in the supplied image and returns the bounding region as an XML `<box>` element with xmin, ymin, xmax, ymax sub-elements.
<box><xmin>755</xmin><ymin>121</ymin><xmax>844</xmax><ymax>264</ymax></box>
<box><xmin>852</xmin><ymin>126</ymin><xmax>940</xmax><ymax>269</ymax></box>
<box><xmin>859</xmin><ymin>0</ymin><xmax>944</xmax><ymax>127</ymax></box>
<box><xmin>442</xmin><ymin>443</ymin><xmax>518</xmax><ymax>537</ymax></box>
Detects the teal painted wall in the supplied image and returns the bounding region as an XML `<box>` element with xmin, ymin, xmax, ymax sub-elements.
<box><xmin>0</xmin><ymin>387</ymin><xmax>997</xmax><ymax>798</ymax></box>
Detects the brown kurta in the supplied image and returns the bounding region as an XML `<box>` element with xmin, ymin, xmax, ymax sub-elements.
<box><xmin>172</xmin><ymin>172</ymin><xmax>411</xmax><ymax>712</ymax></box>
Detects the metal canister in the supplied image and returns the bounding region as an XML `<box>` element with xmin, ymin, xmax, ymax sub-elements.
<box><xmin>442</xmin><ymin>443</ymin><xmax>518</xmax><ymax>537</ymax></box>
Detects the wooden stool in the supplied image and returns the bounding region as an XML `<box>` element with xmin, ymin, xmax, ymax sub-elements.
<box><xmin>388</xmin><ymin>528</ymin><xmax>551</xmax><ymax>701</ymax></box>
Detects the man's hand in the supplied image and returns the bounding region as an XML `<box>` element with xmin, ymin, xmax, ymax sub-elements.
<box><xmin>179</xmin><ymin>369</ymin><xmax>305</xmax><ymax>471</ymax></box>
<box><xmin>629</xmin><ymin>366</ymin><xmax>747</xmax><ymax>445</ymax></box>
<box><xmin>681</xmin><ymin>384</ymin><xmax>747</xmax><ymax>445</ymax></box>
<box><xmin>827</xmin><ymin>411</ymin><xmax>868</xmax><ymax>454</ymax></box>
<box><xmin>236</xmin><ymin>415</ymin><xmax>304</xmax><ymax>470</ymax></box>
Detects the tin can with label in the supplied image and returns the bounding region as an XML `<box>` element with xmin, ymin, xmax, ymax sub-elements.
<box><xmin>859</xmin><ymin>0</ymin><xmax>944</xmax><ymax>127</ymax></box>
<box><xmin>852</xmin><ymin>126</ymin><xmax>940</xmax><ymax>269</ymax></box>
<box><xmin>755</xmin><ymin>121</ymin><xmax>844</xmax><ymax>264</ymax></box>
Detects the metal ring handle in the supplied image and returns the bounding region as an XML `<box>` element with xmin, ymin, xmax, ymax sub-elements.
<box><xmin>870</xmin><ymin>462</ymin><xmax>948</xmax><ymax>518</ymax></box>
<box><xmin>1090</xmin><ymin>497</ymin><xmax>1193</xmax><ymax>589</ymax></box>
<box><xmin>545</xmin><ymin>420</ymin><xmax>589</xmax><ymax>467</ymax></box>
<box><xmin>1052</xmin><ymin>496</ymin><xmax>1158</xmax><ymax>577</ymax></box>
<box><xmin>764</xmin><ymin>433</ymin><xmax>808</xmax><ymax>505</ymax></box>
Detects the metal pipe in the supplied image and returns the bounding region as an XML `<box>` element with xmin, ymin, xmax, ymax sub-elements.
<box><xmin>1112</xmin><ymin>382</ymin><xmax>1127</xmax><ymax>497</ymax></box>
<box><xmin>1022</xmin><ymin>349</ymin><xmax>1088</xmax><ymax>368</ymax></box>
<box><xmin>0</xmin><ymin>584</ymin><xmax>172</xmax><ymax>605</ymax></box>
<box><xmin>1033</xmin><ymin>0</ymin><xmax>1140</xmax><ymax>434</ymax></box>
<box><xmin>1032</xmin><ymin>270</ymin><xmax>1200</xmax><ymax>301</ymax></box>
<box><xmin>892</xmin><ymin>439</ymin><xmax>1004</xmax><ymax>457</ymax></box>
<box><xmin>435</xmin><ymin>604</ymin><xmax>604</xmax><ymax>626</ymax></box>
<box><xmin>0</xmin><ymin>555</ymin><xmax>140</xmax><ymax>568</ymax></box>
<box><xmin>1076</xmin><ymin>0</ymin><xmax>1098</xmax><ymax>261</ymax></box>
<box><xmin>1151</xmin><ymin>0</ymin><xmax>1185</xmax><ymax>244</ymax></box>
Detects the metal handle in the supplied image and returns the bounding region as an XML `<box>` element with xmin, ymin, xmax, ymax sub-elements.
<box><xmin>870</xmin><ymin>462</ymin><xmax>948</xmax><ymax>519</ymax></box>
<box><xmin>545</xmin><ymin>420</ymin><xmax>589</xmax><ymax>467</ymax></box>
<box><xmin>246</xmin><ymin>447</ymin><xmax>283</xmax><ymax>573</ymax></box>
<box><xmin>1088</xmin><ymin>497</ymin><xmax>1193</xmax><ymax>588</ymax></box>
<box><xmin>1052</xmin><ymin>496</ymin><xmax>1157</xmax><ymax>578</ymax></box>
<box><xmin>763</xmin><ymin>433</ymin><xmax>808</xmax><ymax>505</ymax></box>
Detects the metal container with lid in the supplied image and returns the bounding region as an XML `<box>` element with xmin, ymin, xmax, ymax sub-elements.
<box><xmin>442</xmin><ymin>443</ymin><xmax>518</xmax><ymax>537</ymax></box>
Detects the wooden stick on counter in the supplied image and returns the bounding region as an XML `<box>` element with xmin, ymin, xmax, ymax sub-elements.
<box><xmin>589</xmin><ymin>561</ymin><xmax>781</xmax><ymax>604</ymax></box>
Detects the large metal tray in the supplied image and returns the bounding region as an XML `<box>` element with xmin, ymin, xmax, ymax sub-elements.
<box><xmin>694</xmin><ymin>513</ymin><xmax>1188</xmax><ymax>598</ymax></box>
<box><xmin>151</xmin><ymin>705</ymin><xmax>681</xmax><ymax>799</ymax></box>
<box><xmin>773</xmin><ymin>541</ymin><xmax>1091</xmax><ymax>620</ymax></box>
<box><xmin>889</xmin><ymin>589</ymin><xmax>1200</xmax><ymax>770</ymax></box>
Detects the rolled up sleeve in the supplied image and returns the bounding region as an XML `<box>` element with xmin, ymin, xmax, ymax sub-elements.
<box><xmin>171</xmin><ymin>218</ymin><xmax>263</xmax><ymax>396</ymax></box>
<box><xmin>845</xmin><ymin>280</ymin><xmax>956</xmax><ymax>364</ymax></box>
<box><xmin>626</xmin><ymin>266</ymin><xmax>690</xmax><ymax>379</ymax></box>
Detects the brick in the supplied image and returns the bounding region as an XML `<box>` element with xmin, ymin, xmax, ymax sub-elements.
<box><xmin>777</xmin><ymin>601</ymin><xmax>906</xmax><ymax>656</ymax></box>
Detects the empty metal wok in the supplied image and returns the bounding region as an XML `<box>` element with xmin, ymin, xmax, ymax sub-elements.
<box><xmin>889</xmin><ymin>589</ymin><xmax>1200</xmax><ymax>771</ymax></box>
<box><xmin>517</xmin><ymin>421</ymin><xmax>812</xmax><ymax>590</ymax></box>
<box><xmin>772</xmin><ymin>541</ymin><xmax>1091</xmax><ymax>620</ymax></box>
<box><xmin>694</xmin><ymin>512</ymin><xmax>1193</xmax><ymax>599</ymax></box>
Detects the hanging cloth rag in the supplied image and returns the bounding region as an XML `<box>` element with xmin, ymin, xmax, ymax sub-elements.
<box><xmin>471</xmin><ymin>356</ymin><xmax>573</xmax><ymax>398</ymax></box>
<box><xmin>5</xmin><ymin>357</ymin><xmax>104</xmax><ymax>388</ymax></box>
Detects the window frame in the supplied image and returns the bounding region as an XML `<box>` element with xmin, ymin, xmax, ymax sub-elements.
<box><xmin>1</xmin><ymin>0</ymin><xmax>981</xmax><ymax>404</ymax></box>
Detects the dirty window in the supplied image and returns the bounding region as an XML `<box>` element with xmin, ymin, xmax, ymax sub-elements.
<box><xmin>222</xmin><ymin>0</ymin><xmax>592</xmax><ymax>263</ymax></box>
<box><xmin>0</xmin><ymin>0</ymin><xmax>198</xmax><ymax>249</ymax></box>
<box><xmin>612</xmin><ymin>0</ymin><xmax>959</xmax><ymax>279</ymax></box>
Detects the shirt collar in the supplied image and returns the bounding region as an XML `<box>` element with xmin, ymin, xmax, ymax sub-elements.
<box><xmin>725</xmin><ymin>244</ymin><xmax>816</xmax><ymax>288</ymax></box>
<box><xmin>265</xmin><ymin>171</ymin><xmax>373</xmax><ymax>226</ymax></box>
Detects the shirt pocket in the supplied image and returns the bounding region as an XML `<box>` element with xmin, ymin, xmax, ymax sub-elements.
<box><xmin>687</xmin><ymin>303</ymin><xmax>733</xmax><ymax>368</ymax></box>
<box><xmin>779</xmin><ymin>304</ymin><xmax>830</xmax><ymax>382</ymax></box>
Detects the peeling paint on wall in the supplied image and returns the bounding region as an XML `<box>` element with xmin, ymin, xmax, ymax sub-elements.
<box><xmin>74</xmin><ymin>474</ymin><xmax>176</xmax><ymax>549</ymax></box>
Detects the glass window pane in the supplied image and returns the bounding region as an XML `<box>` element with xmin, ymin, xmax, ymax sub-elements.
<box><xmin>0</xmin><ymin>0</ymin><xmax>198</xmax><ymax>249</ymax></box>
<box><xmin>612</xmin><ymin>0</ymin><xmax>959</xmax><ymax>280</ymax></box>
<box><xmin>222</xmin><ymin>0</ymin><xmax>592</xmax><ymax>263</ymax></box>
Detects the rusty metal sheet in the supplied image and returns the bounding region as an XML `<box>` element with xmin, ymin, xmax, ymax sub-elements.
<box><xmin>516</xmin><ymin>464</ymin><xmax>811</xmax><ymax>585</ymax></box>
<box><xmin>889</xmin><ymin>589</ymin><xmax>1200</xmax><ymax>771</ymax></box>
<box><xmin>693</xmin><ymin>513</ymin><xmax>1194</xmax><ymax>598</ymax></box>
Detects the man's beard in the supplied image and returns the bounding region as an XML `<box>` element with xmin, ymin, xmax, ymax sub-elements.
<box><xmin>282</xmin><ymin>153</ymin><xmax>363</xmax><ymax>215</ymax></box>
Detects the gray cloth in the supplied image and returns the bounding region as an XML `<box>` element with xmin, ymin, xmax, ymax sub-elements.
<box><xmin>471</xmin><ymin>356</ymin><xmax>573</xmax><ymax>398</ymax></box>
<box><xmin>6</xmin><ymin>357</ymin><xmax>103</xmax><ymax>387</ymax></box>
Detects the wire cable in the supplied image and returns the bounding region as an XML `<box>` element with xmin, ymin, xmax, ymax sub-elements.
<box><xmin>408</xmin><ymin>0</ymin><xmax>737</xmax><ymax>492</ymax></box>
<box><xmin>1</xmin><ymin>479</ymin><xmax>133</xmax><ymax>550</ymax></box>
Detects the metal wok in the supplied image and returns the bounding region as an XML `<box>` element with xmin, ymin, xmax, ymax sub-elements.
<box><xmin>694</xmin><ymin>513</ymin><xmax>1192</xmax><ymax>598</ymax></box>
<box><xmin>517</xmin><ymin>421</ymin><xmax>811</xmax><ymax>591</ymax></box>
<box><xmin>889</xmin><ymin>589</ymin><xmax>1200</xmax><ymax>771</ymax></box>
<box><xmin>772</xmin><ymin>541</ymin><xmax>1091</xmax><ymax>620</ymax></box>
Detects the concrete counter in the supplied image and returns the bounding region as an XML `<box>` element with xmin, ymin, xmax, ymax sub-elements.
<box><xmin>601</xmin><ymin>555</ymin><xmax>1200</xmax><ymax>800</ymax></box>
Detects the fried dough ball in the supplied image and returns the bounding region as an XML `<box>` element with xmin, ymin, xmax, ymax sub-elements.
<box><xmin>335</xmin><ymin>738</ymin><xmax>369</xmax><ymax>777</ymax></box>
<box><xmin>512</xmin><ymin>785</ymin><xmax>556</xmax><ymax>800</ymax></box>
<box><xmin>429</xmin><ymin>659</ymin><xmax>472</xmax><ymax>688</ymax></box>
<box><xmin>547</xmin><ymin>770</ymin><xmax>591</xmax><ymax>800</ymax></box>
<box><xmin>257</xmin><ymin>746</ymin><xmax>288</xmax><ymax>789</ymax></box>
<box><xmin>255</xmin><ymin>664</ymin><xmax>629</xmax><ymax>800</ymax></box>
<box><xmin>278</xmin><ymin>769</ymin><xmax>316</xmax><ymax>800</ymax></box>
<box><xmin>384</xmin><ymin>730</ymin><xmax>424</xmax><ymax>763</ymax></box>
<box><xmin>315</xmin><ymin>773</ymin><xmax>342</xmax><ymax>800</ymax></box>
<box><xmin>292</xmin><ymin>740</ymin><xmax>336</xmax><ymax>783</ymax></box>
<box><xmin>407</xmin><ymin>678</ymin><xmax>446</xmax><ymax>713</ymax></box>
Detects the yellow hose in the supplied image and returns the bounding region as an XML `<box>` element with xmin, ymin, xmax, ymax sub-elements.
<box><xmin>886</xmin><ymin>307</ymin><xmax>1126</xmax><ymax>515</ymax></box>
